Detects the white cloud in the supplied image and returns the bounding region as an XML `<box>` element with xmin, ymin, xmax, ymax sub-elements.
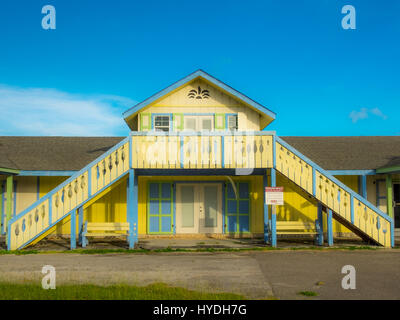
<box><xmin>349</xmin><ymin>107</ymin><xmax>388</xmax><ymax>123</ymax></box>
<box><xmin>370</xmin><ymin>107</ymin><xmax>388</xmax><ymax>120</ymax></box>
<box><xmin>0</xmin><ymin>85</ymin><xmax>136</xmax><ymax>136</ymax></box>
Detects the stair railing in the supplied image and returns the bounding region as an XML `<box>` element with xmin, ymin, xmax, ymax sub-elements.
<box><xmin>7</xmin><ymin>136</ymin><xmax>130</xmax><ymax>250</ymax></box>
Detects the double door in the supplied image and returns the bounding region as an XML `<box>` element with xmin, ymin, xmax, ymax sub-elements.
<box><xmin>176</xmin><ymin>183</ymin><xmax>222</xmax><ymax>233</ymax></box>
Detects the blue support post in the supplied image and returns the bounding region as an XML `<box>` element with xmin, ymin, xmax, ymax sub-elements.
<box><xmin>361</xmin><ymin>175</ymin><xmax>367</xmax><ymax>199</ymax></box>
<box><xmin>127</xmin><ymin>169</ymin><xmax>138</xmax><ymax>249</ymax></box>
<box><xmin>316</xmin><ymin>203</ymin><xmax>324</xmax><ymax>246</ymax></box>
<box><xmin>48</xmin><ymin>196</ymin><xmax>52</xmax><ymax>227</ymax></box>
<box><xmin>270</xmin><ymin>168</ymin><xmax>277</xmax><ymax>247</ymax></box>
<box><xmin>350</xmin><ymin>194</ymin><xmax>354</xmax><ymax>224</ymax></box>
<box><xmin>391</xmin><ymin>218</ymin><xmax>395</xmax><ymax>248</ymax></box>
<box><xmin>263</xmin><ymin>171</ymin><xmax>269</xmax><ymax>244</ymax></box>
<box><xmin>312</xmin><ymin>167</ymin><xmax>316</xmax><ymax>197</ymax></box>
<box><xmin>78</xmin><ymin>206</ymin><xmax>83</xmax><ymax>245</ymax></box>
<box><xmin>88</xmin><ymin>169</ymin><xmax>92</xmax><ymax>197</ymax></box>
<box><xmin>327</xmin><ymin>208</ymin><xmax>333</xmax><ymax>246</ymax></box>
<box><xmin>70</xmin><ymin>209</ymin><xmax>76</xmax><ymax>250</ymax></box>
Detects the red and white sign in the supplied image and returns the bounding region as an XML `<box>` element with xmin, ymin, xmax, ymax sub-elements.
<box><xmin>265</xmin><ymin>187</ymin><xmax>284</xmax><ymax>205</ymax></box>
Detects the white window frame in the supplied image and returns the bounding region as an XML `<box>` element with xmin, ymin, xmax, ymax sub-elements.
<box><xmin>153</xmin><ymin>114</ymin><xmax>172</xmax><ymax>132</ymax></box>
<box><xmin>226</xmin><ymin>114</ymin><xmax>238</xmax><ymax>131</ymax></box>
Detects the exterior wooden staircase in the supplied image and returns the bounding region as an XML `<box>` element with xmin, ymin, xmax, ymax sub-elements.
<box><xmin>7</xmin><ymin>137</ymin><xmax>131</xmax><ymax>250</ymax></box>
<box><xmin>274</xmin><ymin>136</ymin><xmax>394</xmax><ymax>248</ymax></box>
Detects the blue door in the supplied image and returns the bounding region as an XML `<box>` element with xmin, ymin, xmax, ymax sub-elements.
<box><xmin>148</xmin><ymin>182</ymin><xmax>173</xmax><ymax>234</ymax></box>
<box><xmin>225</xmin><ymin>182</ymin><xmax>250</xmax><ymax>233</ymax></box>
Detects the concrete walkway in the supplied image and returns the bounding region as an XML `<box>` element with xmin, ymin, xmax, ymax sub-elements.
<box><xmin>0</xmin><ymin>250</ymin><xmax>399</xmax><ymax>299</ymax></box>
<box><xmin>0</xmin><ymin>235</ymin><xmax>378</xmax><ymax>251</ymax></box>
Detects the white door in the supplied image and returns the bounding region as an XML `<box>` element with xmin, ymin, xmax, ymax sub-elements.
<box><xmin>199</xmin><ymin>184</ymin><xmax>222</xmax><ymax>233</ymax></box>
<box><xmin>176</xmin><ymin>183</ymin><xmax>222</xmax><ymax>233</ymax></box>
<box><xmin>176</xmin><ymin>184</ymin><xmax>199</xmax><ymax>233</ymax></box>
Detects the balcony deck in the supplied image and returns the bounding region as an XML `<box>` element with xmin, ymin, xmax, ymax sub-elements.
<box><xmin>130</xmin><ymin>131</ymin><xmax>274</xmax><ymax>170</ymax></box>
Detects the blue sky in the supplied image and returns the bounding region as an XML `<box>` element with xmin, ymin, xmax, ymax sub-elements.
<box><xmin>0</xmin><ymin>0</ymin><xmax>399</xmax><ymax>136</ymax></box>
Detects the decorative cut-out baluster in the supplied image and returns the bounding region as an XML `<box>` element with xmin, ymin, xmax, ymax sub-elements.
<box><xmin>81</xmin><ymin>176</ymin><xmax>85</xmax><ymax>189</ymax></box>
<box><xmin>115</xmin><ymin>151</ymin><xmax>119</xmax><ymax>166</ymax></box>
<box><xmin>102</xmin><ymin>160</ymin><xmax>106</xmax><ymax>175</ymax></box>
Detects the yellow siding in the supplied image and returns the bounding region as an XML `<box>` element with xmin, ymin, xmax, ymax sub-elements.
<box><xmin>39</xmin><ymin>176</ymin><xmax>69</xmax><ymax>198</ymax></box>
<box><xmin>46</xmin><ymin>175</ymin><xmax>264</xmax><ymax>236</ymax></box>
<box><xmin>276</xmin><ymin>175</ymin><xmax>317</xmax><ymax>223</ymax></box>
<box><xmin>335</xmin><ymin>175</ymin><xmax>359</xmax><ymax>193</ymax></box>
<box><xmin>50</xmin><ymin>178</ymin><xmax>128</xmax><ymax>235</ymax></box>
<box><xmin>153</xmin><ymin>79</ymin><xmax>241</xmax><ymax>108</ymax></box>
<box><xmin>138</xmin><ymin>79</ymin><xmax>261</xmax><ymax>131</ymax></box>
<box><xmin>331</xmin><ymin>175</ymin><xmax>358</xmax><ymax>233</ymax></box>
<box><xmin>138</xmin><ymin>175</ymin><xmax>265</xmax><ymax>235</ymax></box>
<box><xmin>15</xmin><ymin>176</ymin><xmax>37</xmax><ymax>215</ymax></box>
<box><xmin>41</xmin><ymin>173</ymin><xmax>375</xmax><ymax>236</ymax></box>
<box><xmin>39</xmin><ymin>176</ymin><xmax>68</xmax><ymax>235</ymax></box>
<box><xmin>277</xmin><ymin>174</ymin><xmax>356</xmax><ymax>233</ymax></box>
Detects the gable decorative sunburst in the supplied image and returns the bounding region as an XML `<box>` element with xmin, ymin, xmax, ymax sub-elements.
<box><xmin>188</xmin><ymin>86</ymin><xmax>210</xmax><ymax>99</ymax></box>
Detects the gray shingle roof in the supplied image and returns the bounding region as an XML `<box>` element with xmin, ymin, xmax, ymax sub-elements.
<box><xmin>0</xmin><ymin>136</ymin><xmax>399</xmax><ymax>172</ymax></box>
<box><xmin>281</xmin><ymin>136</ymin><xmax>400</xmax><ymax>170</ymax></box>
<box><xmin>0</xmin><ymin>137</ymin><xmax>125</xmax><ymax>171</ymax></box>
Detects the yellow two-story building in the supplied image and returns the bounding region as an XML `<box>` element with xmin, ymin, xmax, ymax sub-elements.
<box><xmin>1</xmin><ymin>70</ymin><xmax>397</xmax><ymax>250</ymax></box>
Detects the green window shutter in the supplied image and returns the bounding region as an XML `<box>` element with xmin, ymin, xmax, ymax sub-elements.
<box><xmin>140</xmin><ymin>113</ymin><xmax>151</xmax><ymax>131</ymax></box>
<box><xmin>173</xmin><ymin>113</ymin><xmax>184</xmax><ymax>130</ymax></box>
<box><xmin>215</xmin><ymin>113</ymin><xmax>225</xmax><ymax>130</ymax></box>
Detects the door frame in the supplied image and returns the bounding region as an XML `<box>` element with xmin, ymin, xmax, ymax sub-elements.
<box><xmin>392</xmin><ymin>182</ymin><xmax>400</xmax><ymax>229</ymax></box>
<box><xmin>198</xmin><ymin>183</ymin><xmax>223</xmax><ymax>233</ymax></box>
<box><xmin>175</xmin><ymin>182</ymin><xmax>223</xmax><ymax>234</ymax></box>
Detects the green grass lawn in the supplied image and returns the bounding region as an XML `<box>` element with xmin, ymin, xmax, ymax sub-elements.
<box><xmin>0</xmin><ymin>282</ymin><xmax>246</xmax><ymax>300</ymax></box>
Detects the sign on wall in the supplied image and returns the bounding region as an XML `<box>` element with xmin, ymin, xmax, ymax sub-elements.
<box><xmin>265</xmin><ymin>187</ymin><xmax>284</xmax><ymax>205</ymax></box>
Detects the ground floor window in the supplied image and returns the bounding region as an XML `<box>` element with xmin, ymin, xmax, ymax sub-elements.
<box><xmin>225</xmin><ymin>182</ymin><xmax>250</xmax><ymax>233</ymax></box>
<box><xmin>148</xmin><ymin>182</ymin><xmax>173</xmax><ymax>233</ymax></box>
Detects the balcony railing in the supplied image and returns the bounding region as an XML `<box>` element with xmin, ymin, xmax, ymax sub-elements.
<box><xmin>130</xmin><ymin>131</ymin><xmax>274</xmax><ymax>170</ymax></box>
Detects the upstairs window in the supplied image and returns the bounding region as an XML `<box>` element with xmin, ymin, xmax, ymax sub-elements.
<box><xmin>183</xmin><ymin>115</ymin><xmax>214</xmax><ymax>131</ymax></box>
<box><xmin>154</xmin><ymin>115</ymin><xmax>171</xmax><ymax>132</ymax></box>
<box><xmin>227</xmin><ymin>115</ymin><xmax>238</xmax><ymax>131</ymax></box>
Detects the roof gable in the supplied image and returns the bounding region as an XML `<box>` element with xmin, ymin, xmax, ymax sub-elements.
<box><xmin>123</xmin><ymin>69</ymin><xmax>276</xmax><ymax>130</ymax></box>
